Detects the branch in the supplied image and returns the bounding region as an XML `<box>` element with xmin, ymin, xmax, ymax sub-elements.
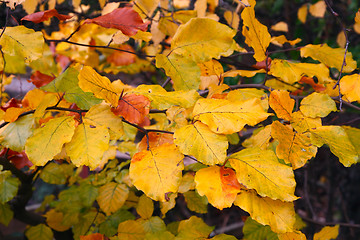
<box><xmin>298</xmin><ymin>212</ymin><xmax>360</xmax><ymax>228</ymax></box>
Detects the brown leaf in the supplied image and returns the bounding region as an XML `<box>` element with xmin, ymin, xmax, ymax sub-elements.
<box><xmin>21</xmin><ymin>9</ymin><xmax>72</xmax><ymax>23</ymax></box>
<box><xmin>83</xmin><ymin>7</ymin><xmax>149</xmax><ymax>36</ymax></box>
<box><xmin>112</xmin><ymin>93</ymin><xmax>150</xmax><ymax>124</ymax></box>
<box><xmin>28</xmin><ymin>71</ymin><xmax>55</xmax><ymax>88</ymax></box>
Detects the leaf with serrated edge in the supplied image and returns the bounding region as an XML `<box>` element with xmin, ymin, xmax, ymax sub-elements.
<box><xmin>129</xmin><ymin>143</ymin><xmax>184</xmax><ymax>201</ymax></box>
<box><xmin>235</xmin><ymin>190</ymin><xmax>296</xmax><ymax>233</ymax></box>
<box><xmin>117</xmin><ymin>220</ymin><xmax>146</xmax><ymax>239</ymax></box>
<box><xmin>174</xmin><ymin>121</ymin><xmax>228</xmax><ymax>165</ymax></box>
<box><xmin>228</xmin><ymin>148</ymin><xmax>298</xmax><ymax>201</ymax></box>
<box><xmin>25</xmin><ymin>224</ymin><xmax>53</xmax><ymax>240</ymax></box>
<box><xmin>97</xmin><ymin>182</ymin><xmax>129</xmax><ymax>216</ymax></box>
<box><xmin>25</xmin><ymin>116</ymin><xmax>76</xmax><ymax>166</ymax></box>
<box><xmin>193</xmin><ymin>98</ymin><xmax>271</xmax><ymax>134</ymax></box>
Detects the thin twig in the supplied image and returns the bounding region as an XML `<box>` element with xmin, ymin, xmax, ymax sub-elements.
<box><xmin>161</xmin><ymin>77</ymin><xmax>171</xmax><ymax>88</ymax></box>
<box><xmin>298</xmin><ymin>212</ymin><xmax>360</xmax><ymax>228</ymax></box>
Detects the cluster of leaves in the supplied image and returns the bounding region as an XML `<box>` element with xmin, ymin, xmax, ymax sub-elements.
<box><xmin>0</xmin><ymin>0</ymin><xmax>360</xmax><ymax>239</ymax></box>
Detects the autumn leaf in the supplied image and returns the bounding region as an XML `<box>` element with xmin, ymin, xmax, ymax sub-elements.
<box><xmin>112</xmin><ymin>93</ymin><xmax>150</xmax><ymax>125</ymax></box>
<box><xmin>241</xmin><ymin>0</ymin><xmax>271</xmax><ymax>61</ymax></box>
<box><xmin>300</xmin><ymin>92</ymin><xmax>337</xmax><ymax>118</ymax></box>
<box><xmin>136</xmin><ymin>195</ymin><xmax>154</xmax><ymax>219</ymax></box>
<box><xmin>269</xmin><ymin>90</ymin><xmax>294</xmax><ymax>121</ymax></box>
<box><xmin>137</xmin><ymin>132</ymin><xmax>174</xmax><ymax>152</ymax></box>
<box><xmin>29</xmin><ymin>71</ymin><xmax>55</xmax><ymax>88</ymax></box>
<box><xmin>106</xmin><ymin>45</ymin><xmax>136</xmax><ymax>66</ymax></box>
<box><xmin>97</xmin><ymin>182</ymin><xmax>129</xmax><ymax>216</ymax></box>
<box><xmin>228</xmin><ymin>148</ymin><xmax>298</xmax><ymax>201</ymax></box>
<box><xmin>242</xmin><ymin>125</ymin><xmax>272</xmax><ymax>150</ymax></box>
<box><xmin>65</xmin><ymin>123</ymin><xmax>110</xmax><ymax>170</ymax></box>
<box><xmin>25</xmin><ymin>116</ymin><xmax>76</xmax><ymax>166</ymax></box>
<box><xmin>313</xmin><ymin>225</ymin><xmax>339</xmax><ymax>240</ymax></box>
<box><xmin>194</xmin><ymin>166</ymin><xmax>241</xmax><ymax>210</ymax></box>
<box><xmin>235</xmin><ymin>190</ymin><xmax>296</xmax><ymax>233</ymax></box>
<box><xmin>176</xmin><ymin>216</ymin><xmax>214</xmax><ymax>240</ymax></box>
<box><xmin>129</xmin><ymin>144</ymin><xmax>184</xmax><ymax>201</ymax></box>
<box><xmin>25</xmin><ymin>224</ymin><xmax>53</xmax><ymax>240</ymax></box>
<box><xmin>174</xmin><ymin>121</ymin><xmax>228</xmax><ymax>165</ymax></box>
<box><xmin>80</xmin><ymin>233</ymin><xmax>105</xmax><ymax>240</ymax></box>
<box><xmin>290</xmin><ymin>111</ymin><xmax>322</xmax><ymax>133</ymax></box>
<box><xmin>117</xmin><ymin>220</ymin><xmax>146</xmax><ymax>239</ymax></box>
<box><xmin>278</xmin><ymin>231</ymin><xmax>307</xmax><ymax>240</ymax></box>
<box><xmin>300</xmin><ymin>44</ymin><xmax>357</xmax><ymax>73</ymax></box>
<box><xmin>309</xmin><ymin>1</ymin><xmax>326</xmax><ymax>18</ymax></box>
<box><xmin>339</xmin><ymin>74</ymin><xmax>360</xmax><ymax>102</ymax></box>
<box><xmin>83</xmin><ymin>7</ymin><xmax>149</xmax><ymax>36</ymax></box>
<box><xmin>242</xmin><ymin>217</ymin><xmax>279</xmax><ymax>240</ymax></box>
<box><xmin>45</xmin><ymin>209</ymin><xmax>71</xmax><ymax>232</ymax></box>
<box><xmin>271</xmin><ymin>121</ymin><xmax>317</xmax><ymax>169</ymax></box>
<box><xmin>21</xmin><ymin>9</ymin><xmax>72</xmax><ymax>23</ymax></box>
<box><xmin>0</xmin><ymin>171</ymin><xmax>20</xmax><ymax>203</ymax></box>
<box><xmin>193</xmin><ymin>98</ymin><xmax>271</xmax><ymax>134</ymax></box>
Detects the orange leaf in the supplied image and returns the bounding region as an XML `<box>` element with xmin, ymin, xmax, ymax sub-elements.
<box><xmin>269</xmin><ymin>90</ymin><xmax>294</xmax><ymax>121</ymax></box>
<box><xmin>299</xmin><ymin>76</ymin><xmax>326</xmax><ymax>92</ymax></box>
<box><xmin>138</xmin><ymin>132</ymin><xmax>174</xmax><ymax>151</ymax></box>
<box><xmin>3</xmin><ymin>107</ymin><xmax>27</xmax><ymax>122</ymax></box>
<box><xmin>28</xmin><ymin>71</ymin><xmax>55</xmax><ymax>88</ymax></box>
<box><xmin>112</xmin><ymin>93</ymin><xmax>150</xmax><ymax>124</ymax></box>
<box><xmin>83</xmin><ymin>7</ymin><xmax>149</xmax><ymax>36</ymax></box>
<box><xmin>80</xmin><ymin>233</ymin><xmax>105</xmax><ymax>240</ymax></box>
<box><xmin>106</xmin><ymin>45</ymin><xmax>136</xmax><ymax>66</ymax></box>
<box><xmin>21</xmin><ymin>9</ymin><xmax>72</xmax><ymax>23</ymax></box>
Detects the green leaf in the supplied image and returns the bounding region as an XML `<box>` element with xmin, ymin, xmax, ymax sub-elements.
<box><xmin>139</xmin><ymin>216</ymin><xmax>166</xmax><ymax>234</ymax></box>
<box><xmin>73</xmin><ymin>210</ymin><xmax>98</xmax><ymax>239</ymax></box>
<box><xmin>145</xmin><ymin>231</ymin><xmax>175</xmax><ymax>240</ymax></box>
<box><xmin>212</xmin><ymin>234</ymin><xmax>239</xmax><ymax>240</ymax></box>
<box><xmin>0</xmin><ymin>115</ymin><xmax>34</xmax><ymax>152</ymax></box>
<box><xmin>117</xmin><ymin>219</ymin><xmax>146</xmax><ymax>239</ymax></box>
<box><xmin>183</xmin><ymin>190</ymin><xmax>208</xmax><ymax>214</ymax></box>
<box><xmin>0</xmin><ymin>203</ymin><xmax>13</xmax><ymax>226</ymax></box>
<box><xmin>242</xmin><ymin>217</ymin><xmax>278</xmax><ymax>240</ymax></box>
<box><xmin>0</xmin><ymin>171</ymin><xmax>20</xmax><ymax>203</ymax></box>
<box><xmin>99</xmin><ymin>209</ymin><xmax>135</xmax><ymax>237</ymax></box>
<box><xmin>176</xmin><ymin>216</ymin><xmax>214</xmax><ymax>240</ymax></box>
<box><xmin>41</xmin><ymin>67</ymin><xmax>102</xmax><ymax>110</ymax></box>
<box><xmin>0</xmin><ymin>26</ymin><xmax>44</xmax><ymax>62</ymax></box>
<box><xmin>25</xmin><ymin>224</ymin><xmax>53</xmax><ymax>240</ymax></box>
<box><xmin>39</xmin><ymin>162</ymin><xmax>69</xmax><ymax>185</ymax></box>
<box><xmin>25</xmin><ymin>116</ymin><xmax>76</xmax><ymax>166</ymax></box>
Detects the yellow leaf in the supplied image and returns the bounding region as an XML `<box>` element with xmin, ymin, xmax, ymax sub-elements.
<box><xmin>226</xmin><ymin>88</ymin><xmax>269</xmax><ymax>111</ymax></box>
<box><xmin>228</xmin><ymin>148</ymin><xmax>298</xmax><ymax>201</ymax></box>
<box><xmin>171</xmin><ymin>18</ymin><xmax>236</xmax><ymax>63</ymax></box>
<box><xmin>83</xmin><ymin>103</ymin><xmax>124</xmax><ymax>140</ymax></box>
<box><xmin>309</xmin><ymin>1</ymin><xmax>326</xmax><ymax>18</ymax></box>
<box><xmin>223</xmin><ymin>69</ymin><xmax>265</xmax><ymax>78</ymax></box>
<box><xmin>195</xmin><ymin>166</ymin><xmax>241</xmax><ymax>210</ymax></box>
<box><xmin>265</xmin><ymin>78</ymin><xmax>300</xmax><ymax>92</ymax></box>
<box><xmin>269</xmin><ymin>90</ymin><xmax>294</xmax><ymax>121</ymax></box>
<box><xmin>291</xmin><ymin>111</ymin><xmax>322</xmax><ymax>133</ymax></box>
<box><xmin>78</xmin><ymin>66</ymin><xmax>119</xmax><ymax>106</ymax></box>
<box><xmin>3</xmin><ymin>107</ymin><xmax>27</xmax><ymax>123</ymax></box>
<box><xmin>178</xmin><ymin>172</ymin><xmax>196</xmax><ymax>193</ymax></box>
<box><xmin>271</xmin><ymin>35</ymin><xmax>301</xmax><ymax>47</ymax></box>
<box><xmin>129</xmin><ymin>144</ymin><xmax>184</xmax><ymax>201</ymax></box>
<box><xmin>133</xmin><ymin>0</ymin><xmax>159</xmax><ymax>19</ymax></box>
<box><xmin>117</xmin><ymin>220</ymin><xmax>146</xmax><ymax>239</ymax></box>
<box><xmin>354</xmin><ymin>22</ymin><xmax>360</xmax><ymax>34</ymax></box>
<box><xmin>356</xmin><ymin>9</ymin><xmax>360</xmax><ymax>24</ymax></box>
<box><xmin>155</xmin><ymin>53</ymin><xmax>201</xmax><ymax>91</ymax></box>
<box><xmin>132</xmin><ymin>85</ymin><xmax>200</xmax><ymax>110</ymax></box>
<box><xmin>194</xmin><ymin>0</ymin><xmax>206</xmax><ymax>17</ymax></box>
<box><xmin>33</xmin><ymin>94</ymin><xmax>59</xmax><ymax>119</ymax></box>
<box><xmin>278</xmin><ymin>231</ymin><xmax>307</xmax><ymax>240</ymax></box>
<box><xmin>235</xmin><ymin>190</ymin><xmax>296</xmax><ymax>233</ymax></box>
<box><xmin>198</xmin><ymin>59</ymin><xmax>224</xmax><ymax>90</ymax></box>
<box><xmin>269</xmin><ymin>59</ymin><xmax>330</xmax><ymax>85</ymax></box>
<box><xmin>242</xmin><ymin>125</ymin><xmax>272</xmax><ymax>150</ymax></box>
<box><xmin>174</xmin><ymin>121</ymin><xmax>228</xmax><ymax>165</ymax></box>
<box><xmin>224</xmin><ymin>10</ymin><xmax>240</xmax><ymax>30</ymax></box>
<box><xmin>342</xmin><ymin>126</ymin><xmax>360</xmax><ymax>159</ymax></box>
<box><xmin>25</xmin><ymin>224</ymin><xmax>53</xmax><ymax>240</ymax></box>
<box><xmin>336</xmin><ymin>31</ymin><xmax>346</xmax><ymax>48</ymax></box>
<box><xmin>25</xmin><ymin>116</ymin><xmax>76</xmax><ymax>166</ymax></box>
<box><xmin>0</xmin><ymin>26</ymin><xmax>44</xmax><ymax>62</ymax></box>
<box><xmin>66</xmin><ymin>123</ymin><xmax>110</xmax><ymax>170</ymax></box>
<box><xmin>45</xmin><ymin>209</ymin><xmax>71</xmax><ymax>232</ymax></box>
<box><xmin>300</xmin><ymin>92</ymin><xmax>337</xmax><ymax>118</ymax></box>
<box><xmin>298</xmin><ymin>4</ymin><xmax>308</xmax><ymax>23</ymax></box>
<box><xmin>193</xmin><ymin>98</ymin><xmax>271</xmax><ymax>134</ymax></box>
<box><xmin>241</xmin><ymin>0</ymin><xmax>271</xmax><ymax>61</ymax></box>
<box><xmin>136</xmin><ymin>194</ymin><xmax>154</xmax><ymax>219</ymax></box>
<box><xmin>176</xmin><ymin>216</ymin><xmax>214</xmax><ymax>239</ymax></box>
<box><xmin>339</xmin><ymin>74</ymin><xmax>360</xmax><ymax>102</ymax></box>
<box><xmin>300</xmin><ymin>44</ymin><xmax>357</xmax><ymax>73</ymax></box>
<box><xmin>310</xmin><ymin>126</ymin><xmax>359</xmax><ymax>167</ymax></box>
<box><xmin>271</xmin><ymin>21</ymin><xmax>288</xmax><ymax>32</ymax></box>
<box><xmin>271</xmin><ymin>121</ymin><xmax>317</xmax><ymax>169</ymax></box>
<box><xmin>97</xmin><ymin>182</ymin><xmax>129</xmax><ymax>216</ymax></box>
<box><xmin>313</xmin><ymin>225</ymin><xmax>339</xmax><ymax>240</ymax></box>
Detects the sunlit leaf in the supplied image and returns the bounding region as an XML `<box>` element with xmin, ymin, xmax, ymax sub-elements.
<box><xmin>241</xmin><ymin>0</ymin><xmax>271</xmax><ymax>61</ymax></box>
<box><xmin>271</xmin><ymin>121</ymin><xmax>317</xmax><ymax>169</ymax></box>
<box><xmin>174</xmin><ymin>121</ymin><xmax>228</xmax><ymax>165</ymax></box>
<box><xmin>0</xmin><ymin>26</ymin><xmax>44</xmax><ymax>62</ymax></box>
<box><xmin>176</xmin><ymin>216</ymin><xmax>214</xmax><ymax>240</ymax></box>
<box><xmin>112</xmin><ymin>93</ymin><xmax>150</xmax><ymax>124</ymax></box>
<box><xmin>235</xmin><ymin>190</ymin><xmax>296</xmax><ymax>233</ymax></box>
<box><xmin>310</xmin><ymin>126</ymin><xmax>359</xmax><ymax>167</ymax></box>
<box><xmin>193</xmin><ymin>98</ymin><xmax>271</xmax><ymax>134</ymax></box>
<box><xmin>84</xmin><ymin>7</ymin><xmax>149</xmax><ymax>36</ymax></box>
<box><xmin>21</xmin><ymin>9</ymin><xmax>72</xmax><ymax>23</ymax></box>
<box><xmin>313</xmin><ymin>225</ymin><xmax>339</xmax><ymax>240</ymax></box>
<box><xmin>271</xmin><ymin>35</ymin><xmax>301</xmax><ymax>47</ymax></box>
<box><xmin>269</xmin><ymin>90</ymin><xmax>294</xmax><ymax>121</ymax></box>
<box><xmin>339</xmin><ymin>74</ymin><xmax>360</xmax><ymax>102</ymax></box>
<box><xmin>300</xmin><ymin>92</ymin><xmax>337</xmax><ymax>118</ymax></box>
<box><xmin>290</xmin><ymin>111</ymin><xmax>322</xmax><ymax>133</ymax></box>
<box><xmin>136</xmin><ymin>194</ymin><xmax>154</xmax><ymax>219</ymax></box>
<box><xmin>300</xmin><ymin>44</ymin><xmax>357</xmax><ymax>73</ymax></box>
<box><xmin>309</xmin><ymin>1</ymin><xmax>326</xmax><ymax>18</ymax></box>
<box><xmin>297</xmin><ymin>4</ymin><xmax>308</xmax><ymax>23</ymax></box>
<box><xmin>66</xmin><ymin>123</ymin><xmax>110</xmax><ymax>170</ymax></box>
<box><xmin>25</xmin><ymin>224</ymin><xmax>53</xmax><ymax>240</ymax></box>
<box><xmin>138</xmin><ymin>132</ymin><xmax>174</xmax><ymax>152</ymax></box>
<box><xmin>97</xmin><ymin>182</ymin><xmax>129</xmax><ymax>216</ymax></box>
<box><xmin>242</xmin><ymin>125</ymin><xmax>272</xmax><ymax>150</ymax></box>
<box><xmin>228</xmin><ymin>148</ymin><xmax>298</xmax><ymax>201</ymax></box>
<box><xmin>278</xmin><ymin>231</ymin><xmax>306</xmax><ymax>240</ymax></box>
<box><xmin>195</xmin><ymin>166</ymin><xmax>241</xmax><ymax>210</ymax></box>
<box><xmin>78</xmin><ymin>66</ymin><xmax>119</xmax><ymax>107</ymax></box>
<box><xmin>129</xmin><ymin>144</ymin><xmax>184</xmax><ymax>201</ymax></box>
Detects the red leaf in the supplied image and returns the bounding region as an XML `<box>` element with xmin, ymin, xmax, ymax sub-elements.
<box><xmin>112</xmin><ymin>93</ymin><xmax>150</xmax><ymax>124</ymax></box>
<box><xmin>1</xmin><ymin>98</ymin><xmax>22</xmax><ymax>111</ymax></box>
<box><xmin>21</xmin><ymin>9</ymin><xmax>72</xmax><ymax>23</ymax></box>
<box><xmin>107</xmin><ymin>45</ymin><xmax>136</xmax><ymax>66</ymax></box>
<box><xmin>0</xmin><ymin>149</ymin><xmax>33</xmax><ymax>169</ymax></box>
<box><xmin>29</xmin><ymin>71</ymin><xmax>55</xmax><ymax>88</ymax></box>
<box><xmin>83</xmin><ymin>7</ymin><xmax>149</xmax><ymax>36</ymax></box>
<box><xmin>299</xmin><ymin>76</ymin><xmax>326</xmax><ymax>92</ymax></box>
